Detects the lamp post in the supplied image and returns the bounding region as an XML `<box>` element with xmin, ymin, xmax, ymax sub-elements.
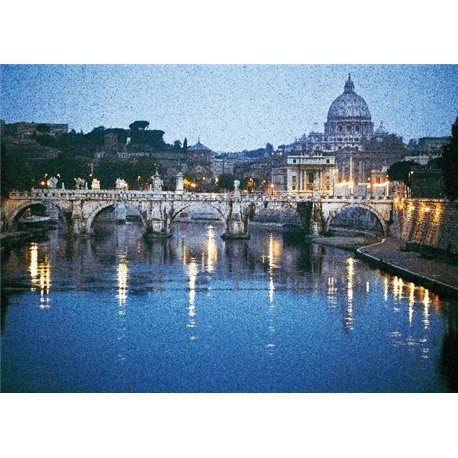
<box><xmin>408</xmin><ymin>170</ymin><xmax>415</xmax><ymax>198</ymax></box>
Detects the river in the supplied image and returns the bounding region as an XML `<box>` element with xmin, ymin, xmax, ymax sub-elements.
<box><xmin>1</xmin><ymin>222</ymin><xmax>457</xmax><ymax>392</ymax></box>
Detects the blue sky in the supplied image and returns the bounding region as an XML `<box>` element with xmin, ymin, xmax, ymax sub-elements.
<box><xmin>1</xmin><ymin>65</ymin><xmax>457</xmax><ymax>151</ymax></box>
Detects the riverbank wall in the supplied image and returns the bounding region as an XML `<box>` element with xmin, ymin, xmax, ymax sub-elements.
<box><xmin>356</xmin><ymin>239</ymin><xmax>458</xmax><ymax>300</ymax></box>
<box><xmin>394</xmin><ymin>198</ymin><xmax>458</xmax><ymax>255</ymax></box>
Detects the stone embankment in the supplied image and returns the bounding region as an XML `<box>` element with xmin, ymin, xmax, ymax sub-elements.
<box><xmin>356</xmin><ymin>237</ymin><xmax>458</xmax><ymax>299</ymax></box>
<box><xmin>395</xmin><ymin>198</ymin><xmax>458</xmax><ymax>255</ymax></box>
<box><xmin>310</xmin><ymin>198</ymin><xmax>458</xmax><ymax>298</ymax></box>
<box><xmin>313</xmin><ymin>198</ymin><xmax>458</xmax><ymax>299</ymax></box>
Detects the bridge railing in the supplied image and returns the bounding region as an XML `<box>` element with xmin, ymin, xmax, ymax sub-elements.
<box><xmin>8</xmin><ymin>189</ymin><xmax>237</xmax><ymax>201</ymax></box>
<box><xmin>7</xmin><ymin>189</ymin><xmax>394</xmax><ymax>203</ymax></box>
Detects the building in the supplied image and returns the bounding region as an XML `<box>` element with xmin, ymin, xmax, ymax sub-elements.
<box><xmin>185</xmin><ymin>140</ymin><xmax>215</xmax><ymax>189</ymax></box>
<box><xmin>322</xmin><ymin>75</ymin><xmax>374</xmax><ymax>151</ymax></box>
<box><xmin>286</xmin><ymin>154</ymin><xmax>336</xmax><ymax>196</ymax></box>
<box><xmin>272</xmin><ymin>167</ymin><xmax>287</xmax><ymax>191</ymax></box>
<box><xmin>233</xmin><ymin>159</ymin><xmax>271</xmax><ymax>183</ymax></box>
<box><xmin>12</xmin><ymin>122</ymin><xmax>68</xmax><ymax>139</ymax></box>
<box><xmin>211</xmin><ymin>155</ymin><xmax>235</xmax><ymax>176</ymax></box>
<box><xmin>418</xmin><ymin>137</ymin><xmax>449</xmax><ymax>152</ymax></box>
<box><xmin>402</xmin><ymin>153</ymin><xmax>441</xmax><ymax>166</ymax></box>
<box><xmin>187</xmin><ymin>139</ymin><xmax>212</xmax><ymax>168</ymax></box>
<box><xmin>286</xmin><ymin>75</ymin><xmax>403</xmax><ymax>184</ymax></box>
<box><xmin>103</xmin><ymin>132</ymin><xmax>119</xmax><ymax>151</ymax></box>
<box><xmin>94</xmin><ymin>149</ymin><xmax>186</xmax><ymax>189</ymax></box>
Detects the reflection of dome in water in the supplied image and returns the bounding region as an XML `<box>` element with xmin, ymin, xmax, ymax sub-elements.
<box><xmin>327</xmin><ymin>75</ymin><xmax>372</xmax><ymax>120</ymax></box>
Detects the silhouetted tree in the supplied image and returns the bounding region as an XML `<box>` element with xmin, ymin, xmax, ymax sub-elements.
<box><xmin>441</xmin><ymin>117</ymin><xmax>458</xmax><ymax>200</ymax></box>
<box><xmin>95</xmin><ymin>156</ymin><xmax>160</xmax><ymax>190</ymax></box>
<box><xmin>129</xmin><ymin>120</ymin><xmax>149</xmax><ymax>131</ymax></box>
<box><xmin>217</xmin><ymin>174</ymin><xmax>236</xmax><ymax>191</ymax></box>
<box><xmin>183</xmin><ymin>137</ymin><xmax>188</xmax><ymax>151</ymax></box>
<box><xmin>1</xmin><ymin>143</ymin><xmax>34</xmax><ymax>195</ymax></box>
<box><xmin>36</xmin><ymin>134</ymin><xmax>58</xmax><ymax>148</ymax></box>
<box><xmin>129</xmin><ymin>129</ymin><xmax>166</xmax><ymax>150</ymax></box>
<box><xmin>387</xmin><ymin>160</ymin><xmax>418</xmax><ymax>185</ymax></box>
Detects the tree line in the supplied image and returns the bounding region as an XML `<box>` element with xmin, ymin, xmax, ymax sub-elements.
<box><xmin>387</xmin><ymin>117</ymin><xmax>458</xmax><ymax>200</ymax></box>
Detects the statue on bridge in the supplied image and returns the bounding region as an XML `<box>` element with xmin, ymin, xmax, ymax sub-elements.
<box><xmin>91</xmin><ymin>178</ymin><xmax>101</xmax><ymax>190</ymax></box>
<box><xmin>176</xmin><ymin>172</ymin><xmax>184</xmax><ymax>192</ymax></box>
<box><xmin>47</xmin><ymin>176</ymin><xmax>59</xmax><ymax>189</ymax></box>
<box><xmin>115</xmin><ymin>178</ymin><xmax>128</xmax><ymax>191</ymax></box>
<box><xmin>74</xmin><ymin>177</ymin><xmax>86</xmax><ymax>190</ymax></box>
<box><xmin>234</xmin><ymin>180</ymin><xmax>241</xmax><ymax>198</ymax></box>
<box><xmin>153</xmin><ymin>173</ymin><xmax>163</xmax><ymax>192</ymax></box>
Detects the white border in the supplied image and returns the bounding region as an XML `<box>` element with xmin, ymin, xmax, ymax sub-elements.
<box><xmin>1</xmin><ymin>1</ymin><xmax>457</xmax><ymax>457</ymax></box>
<box><xmin>1</xmin><ymin>1</ymin><xmax>457</xmax><ymax>64</ymax></box>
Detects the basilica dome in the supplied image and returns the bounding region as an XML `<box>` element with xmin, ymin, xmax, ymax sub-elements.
<box><xmin>327</xmin><ymin>75</ymin><xmax>371</xmax><ymax>121</ymax></box>
<box><xmin>323</xmin><ymin>75</ymin><xmax>374</xmax><ymax>143</ymax></box>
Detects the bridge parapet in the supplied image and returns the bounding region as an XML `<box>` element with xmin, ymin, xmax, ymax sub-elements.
<box><xmin>3</xmin><ymin>189</ymin><xmax>395</xmax><ymax>238</ymax></box>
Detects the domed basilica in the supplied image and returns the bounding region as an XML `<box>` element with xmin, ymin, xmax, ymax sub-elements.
<box><xmin>323</xmin><ymin>75</ymin><xmax>374</xmax><ymax>151</ymax></box>
<box><xmin>290</xmin><ymin>75</ymin><xmax>403</xmax><ymax>184</ymax></box>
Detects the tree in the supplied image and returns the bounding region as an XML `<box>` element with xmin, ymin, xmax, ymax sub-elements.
<box><xmin>183</xmin><ymin>137</ymin><xmax>188</xmax><ymax>151</ymax></box>
<box><xmin>36</xmin><ymin>134</ymin><xmax>58</xmax><ymax>148</ymax></box>
<box><xmin>441</xmin><ymin>117</ymin><xmax>458</xmax><ymax>201</ymax></box>
<box><xmin>95</xmin><ymin>156</ymin><xmax>160</xmax><ymax>190</ymax></box>
<box><xmin>217</xmin><ymin>174</ymin><xmax>236</xmax><ymax>191</ymax></box>
<box><xmin>173</xmin><ymin>140</ymin><xmax>182</xmax><ymax>151</ymax></box>
<box><xmin>387</xmin><ymin>160</ymin><xmax>418</xmax><ymax>185</ymax></box>
<box><xmin>1</xmin><ymin>143</ymin><xmax>34</xmax><ymax>195</ymax></box>
<box><xmin>129</xmin><ymin>129</ymin><xmax>165</xmax><ymax>150</ymax></box>
<box><xmin>51</xmin><ymin>152</ymin><xmax>91</xmax><ymax>187</ymax></box>
<box><xmin>129</xmin><ymin>120</ymin><xmax>149</xmax><ymax>131</ymax></box>
<box><xmin>242</xmin><ymin>176</ymin><xmax>258</xmax><ymax>192</ymax></box>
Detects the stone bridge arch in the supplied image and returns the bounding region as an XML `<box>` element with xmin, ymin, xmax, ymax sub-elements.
<box><xmin>85</xmin><ymin>201</ymin><xmax>147</xmax><ymax>234</ymax></box>
<box><xmin>169</xmin><ymin>201</ymin><xmax>228</xmax><ymax>223</ymax></box>
<box><xmin>324</xmin><ymin>203</ymin><xmax>388</xmax><ymax>236</ymax></box>
<box><xmin>5</xmin><ymin>199</ymin><xmax>69</xmax><ymax>230</ymax></box>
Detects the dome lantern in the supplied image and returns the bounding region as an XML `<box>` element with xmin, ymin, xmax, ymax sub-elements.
<box><xmin>344</xmin><ymin>74</ymin><xmax>355</xmax><ymax>93</ymax></box>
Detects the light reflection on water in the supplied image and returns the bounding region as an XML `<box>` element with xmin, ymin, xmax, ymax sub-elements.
<box><xmin>345</xmin><ymin>257</ymin><xmax>354</xmax><ymax>331</ymax></box>
<box><xmin>186</xmin><ymin>258</ymin><xmax>198</xmax><ymax>341</ymax></box>
<box><xmin>28</xmin><ymin>242</ymin><xmax>51</xmax><ymax>309</ymax></box>
<box><xmin>2</xmin><ymin>221</ymin><xmax>457</xmax><ymax>393</ymax></box>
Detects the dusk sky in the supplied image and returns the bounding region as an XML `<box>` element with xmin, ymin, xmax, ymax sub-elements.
<box><xmin>1</xmin><ymin>64</ymin><xmax>457</xmax><ymax>151</ymax></box>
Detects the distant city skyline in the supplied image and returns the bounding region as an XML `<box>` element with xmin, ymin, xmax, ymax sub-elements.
<box><xmin>1</xmin><ymin>64</ymin><xmax>457</xmax><ymax>151</ymax></box>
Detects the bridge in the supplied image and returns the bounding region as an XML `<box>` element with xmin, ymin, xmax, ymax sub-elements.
<box><xmin>1</xmin><ymin>189</ymin><xmax>395</xmax><ymax>239</ymax></box>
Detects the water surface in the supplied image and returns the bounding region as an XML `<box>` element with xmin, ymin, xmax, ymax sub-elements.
<box><xmin>1</xmin><ymin>222</ymin><xmax>457</xmax><ymax>392</ymax></box>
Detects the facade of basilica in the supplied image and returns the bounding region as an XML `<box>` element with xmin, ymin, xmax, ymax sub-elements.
<box><xmin>288</xmin><ymin>75</ymin><xmax>404</xmax><ymax>184</ymax></box>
